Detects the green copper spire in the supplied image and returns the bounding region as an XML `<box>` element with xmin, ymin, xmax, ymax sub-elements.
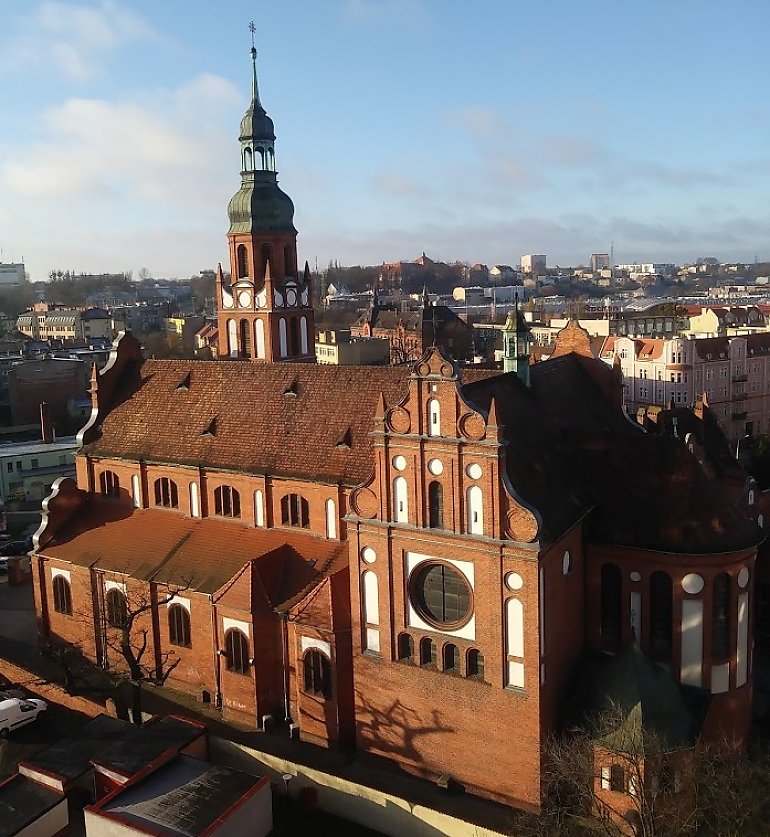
<box><xmin>227</xmin><ymin>27</ymin><xmax>295</xmax><ymax>235</ymax></box>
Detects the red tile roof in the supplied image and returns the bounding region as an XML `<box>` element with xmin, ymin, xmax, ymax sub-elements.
<box><xmin>85</xmin><ymin>360</ymin><xmax>413</xmax><ymax>486</ymax></box>
<box><xmin>40</xmin><ymin>499</ymin><xmax>346</xmax><ymax>602</ymax></box>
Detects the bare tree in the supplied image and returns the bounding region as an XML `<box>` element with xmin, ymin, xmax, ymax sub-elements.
<box><xmin>99</xmin><ymin>580</ymin><xmax>188</xmax><ymax>725</ymax></box>
<box><xmin>511</xmin><ymin>706</ymin><xmax>770</xmax><ymax>837</ymax></box>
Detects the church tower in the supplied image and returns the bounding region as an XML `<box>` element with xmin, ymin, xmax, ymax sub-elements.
<box><xmin>216</xmin><ymin>32</ymin><xmax>314</xmax><ymax>362</ymax></box>
<box><xmin>502</xmin><ymin>297</ymin><xmax>531</xmax><ymax>385</ymax></box>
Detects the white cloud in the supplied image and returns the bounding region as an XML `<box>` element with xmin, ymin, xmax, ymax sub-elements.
<box><xmin>0</xmin><ymin>72</ymin><xmax>245</xmax><ymax>278</ymax></box>
<box><xmin>0</xmin><ymin>0</ymin><xmax>155</xmax><ymax>82</ymax></box>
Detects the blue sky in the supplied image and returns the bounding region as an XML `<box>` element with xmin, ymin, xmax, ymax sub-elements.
<box><xmin>1</xmin><ymin>0</ymin><xmax>769</xmax><ymax>281</ymax></box>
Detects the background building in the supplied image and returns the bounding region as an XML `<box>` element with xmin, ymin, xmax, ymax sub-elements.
<box><xmin>520</xmin><ymin>254</ymin><xmax>547</xmax><ymax>275</ymax></box>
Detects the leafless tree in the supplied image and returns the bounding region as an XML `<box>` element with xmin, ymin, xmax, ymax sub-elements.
<box><xmin>511</xmin><ymin>706</ymin><xmax>770</xmax><ymax>837</ymax></box>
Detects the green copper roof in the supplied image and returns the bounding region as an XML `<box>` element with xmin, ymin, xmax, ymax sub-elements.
<box><xmin>227</xmin><ymin>172</ymin><xmax>296</xmax><ymax>234</ymax></box>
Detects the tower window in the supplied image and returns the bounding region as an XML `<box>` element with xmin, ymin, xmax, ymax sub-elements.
<box><xmin>237</xmin><ymin>244</ymin><xmax>248</xmax><ymax>279</ymax></box>
<box><xmin>239</xmin><ymin>319</ymin><xmax>251</xmax><ymax>357</ymax></box>
<box><xmin>214</xmin><ymin>485</ymin><xmax>241</xmax><ymax>518</ymax></box>
<box><xmin>261</xmin><ymin>244</ymin><xmax>272</xmax><ymax>277</ymax></box>
<box><xmin>289</xmin><ymin>318</ymin><xmax>299</xmax><ymax>355</ymax></box>
<box><xmin>243</xmin><ymin>147</ymin><xmax>253</xmax><ymax>171</ymax></box>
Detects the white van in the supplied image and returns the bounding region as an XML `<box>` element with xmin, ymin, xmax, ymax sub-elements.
<box><xmin>0</xmin><ymin>698</ymin><xmax>47</xmax><ymax>736</ymax></box>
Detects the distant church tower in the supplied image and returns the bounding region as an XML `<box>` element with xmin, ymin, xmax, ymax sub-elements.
<box><xmin>216</xmin><ymin>31</ymin><xmax>314</xmax><ymax>362</ymax></box>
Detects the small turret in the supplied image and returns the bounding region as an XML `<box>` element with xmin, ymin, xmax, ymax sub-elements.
<box><xmin>502</xmin><ymin>295</ymin><xmax>531</xmax><ymax>385</ymax></box>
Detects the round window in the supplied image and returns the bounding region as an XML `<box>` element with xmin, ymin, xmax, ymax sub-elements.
<box><xmin>410</xmin><ymin>562</ymin><xmax>472</xmax><ymax>630</ymax></box>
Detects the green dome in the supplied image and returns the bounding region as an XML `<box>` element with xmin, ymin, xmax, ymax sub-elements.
<box><xmin>240</xmin><ymin>102</ymin><xmax>275</xmax><ymax>142</ymax></box>
<box><xmin>227</xmin><ymin>174</ymin><xmax>296</xmax><ymax>234</ymax></box>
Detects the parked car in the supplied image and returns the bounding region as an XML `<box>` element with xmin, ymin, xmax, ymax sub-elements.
<box><xmin>0</xmin><ymin>698</ymin><xmax>47</xmax><ymax>736</ymax></box>
<box><xmin>0</xmin><ymin>557</ymin><xmax>7</xmax><ymax>574</ymax></box>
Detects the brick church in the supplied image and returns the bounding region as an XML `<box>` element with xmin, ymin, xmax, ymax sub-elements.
<box><xmin>31</xmin><ymin>43</ymin><xmax>765</xmax><ymax>813</ymax></box>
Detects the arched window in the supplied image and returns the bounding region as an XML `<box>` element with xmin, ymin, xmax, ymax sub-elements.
<box><xmin>442</xmin><ymin>642</ymin><xmax>459</xmax><ymax>673</ymax></box>
<box><xmin>52</xmin><ymin>575</ymin><xmax>72</xmax><ymax>615</ymax></box>
<box><xmin>237</xmin><ymin>244</ymin><xmax>248</xmax><ymax>279</ymax></box>
<box><xmin>600</xmin><ymin>563</ymin><xmax>622</xmax><ymax>648</ymax></box>
<box><xmin>284</xmin><ymin>244</ymin><xmax>293</xmax><ymax>277</ymax></box>
<box><xmin>427</xmin><ymin>399</ymin><xmax>441</xmax><ymax>437</ymax></box>
<box><xmin>393</xmin><ymin>476</ymin><xmax>408</xmax><ymax>523</ymax></box>
<box><xmin>261</xmin><ymin>244</ymin><xmax>272</xmax><ymax>277</ymax></box>
<box><xmin>289</xmin><ymin>318</ymin><xmax>299</xmax><ymax>355</ymax></box>
<box><xmin>397</xmin><ymin>633</ymin><xmax>414</xmax><ymax>661</ymax></box>
<box><xmin>467</xmin><ymin>648</ymin><xmax>485</xmax><ymax>680</ymax></box>
<box><xmin>278</xmin><ymin>318</ymin><xmax>288</xmax><ymax>357</ymax></box>
<box><xmin>428</xmin><ymin>481</ymin><xmax>443</xmax><ymax>529</ymax></box>
<box><xmin>227</xmin><ymin>319</ymin><xmax>237</xmax><ymax>357</ymax></box>
<box><xmin>267</xmin><ymin>148</ymin><xmax>275</xmax><ymax>170</ymax></box>
<box><xmin>189</xmin><ymin>482</ymin><xmax>200</xmax><ymax>518</ymax></box>
<box><xmin>300</xmin><ymin>316</ymin><xmax>308</xmax><ymax>355</ymax></box>
<box><xmin>325</xmin><ymin>498</ymin><xmax>337</xmax><ymax>539</ymax></box>
<box><xmin>224</xmin><ymin>629</ymin><xmax>250</xmax><ymax>675</ymax></box>
<box><xmin>466</xmin><ymin>485</ymin><xmax>483</xmax><ymax>535</ymax></box>
<box><xmin>650</xmin><ymin>571</ymin><xmax>673</xmax><ymax>661</ymax></box>
<box><xmin>303</xmin><ymin>650</ymin><xmax>331</xmax><ymax>698</ymax></box>
<box><xmin>281</xmin><ymin>494</ymin><xmax>309</xmax><ymax>528</ymax></box>
<box><xmin>255</xmin><ymin>319</ymin><xmax>265</xmax><ymax>358</ymax></box>
<box><xmin>214</xmin><ymin>485</ymin><xmax>240</xmax><ymax>518</ymax></box>
<box><xmin>243</xmin><ymin>147</ymin><xmax>253</xmax><ymax>171</ymax></box>
<box><xmin>419</xmin><ymin>637</ymin><xmax>436</xmax><ymax>667</ymax></box>
<box><xmin>99</xmin><ymin>470</ymin><xmax>120</xmax><ymax>498</ymax></box>
<box><xmin>239</xmin><ymin>319</ymin><xmax>251</xmax><ymax>357</ymax></box>
<box><xmin>254</xmin><ymin>489</ymin><xmax>264</xmax><ymax>527</ymax></box>
<box><xmin>712</xmin><ymin>573</ymin><xmax>731</xmax><ymax>662</ymax></box>
<box><xmin>106</xmin><ymin>588</ymin><xmax>127</xmax><ymax>629</ymax></box>
<box><xmin>256</xmin><ymin>147</ymin><xmax>265</xmax><ymax>170</ymax></box>
<box><xmin>131</xmin><ymin>474</ymin><xmax>141</xmax><ymax>508</ymax></box>
<box><xmin>154</xmin><ymin>477</ymin><xmax>178</xmax><ymax>509</ymax></box>
<box><xmin>168</xmin><ymin>604</ymin><xmax>191</xmax><ymax>648</ymax></box>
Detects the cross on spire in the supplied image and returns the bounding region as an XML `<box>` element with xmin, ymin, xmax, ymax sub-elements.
<box><xmin>248</xmin><ymin>21</ymin><xmax>260</xmax><ymax>105</ymax></box>
<box><xmin>249</xmin><ymin>20</ymin><xmax>256</xmax><ymax>49</ymax></box>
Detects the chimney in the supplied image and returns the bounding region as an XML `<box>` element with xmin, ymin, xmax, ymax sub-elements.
<box><xmin>40</xmin><ymin>402</ymin><xmax>53</xmax><ymax>444</ymax></box>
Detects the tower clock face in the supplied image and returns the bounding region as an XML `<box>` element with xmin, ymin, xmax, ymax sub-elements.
<box><xmin>238</xmin><ymin>290</ymin><xmax>252</xmax><ymax>308</ymax></box>
<box><xmin>286</xmin><ymin>289</ymin><xmax>297</xmax><ymax>307</ymax></box>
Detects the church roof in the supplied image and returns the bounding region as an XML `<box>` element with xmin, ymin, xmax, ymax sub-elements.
<box><xmin>84</xmin><ymin>360</ymin><xmax>412</xmax><ymax>486</ymax></box>
<box><xmin>574</xmin><ymin>643</ymin><xmax>708</xmax><ymax>755</ymax></box>
<box><xmin>38</xmin><ymin>498</ymin><xmax>346</xmax><ymax>606</ymax></box>
<box><xmin>463</xmin><ymin>353</ymin><xmax>760</xmax><ymax>552</ymax></box>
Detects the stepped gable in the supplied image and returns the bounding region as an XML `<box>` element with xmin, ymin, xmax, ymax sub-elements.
<box><xmin>83</xmin><ymin>360</ymin><xmax>412</xmax><ymax>486</ymax></box>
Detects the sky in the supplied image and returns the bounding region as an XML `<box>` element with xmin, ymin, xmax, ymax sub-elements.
<box><xmin>1</xmin><ymin>0</ymin><xmax>770</xmax><ymax>282</ymax></box>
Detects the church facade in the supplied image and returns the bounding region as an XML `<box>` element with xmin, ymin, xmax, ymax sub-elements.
<box><xmin>30</xmin><ymin>45</ymin><xmax>765</xmax><ymax>813</ymax></box>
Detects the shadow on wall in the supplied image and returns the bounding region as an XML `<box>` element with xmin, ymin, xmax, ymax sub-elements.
<box><xmin>354</xmin><ymin>688</ymin><xmax>455</xmax><ymax>764</ymax></box>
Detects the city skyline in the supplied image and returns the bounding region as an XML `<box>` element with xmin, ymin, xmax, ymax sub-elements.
<box><xmin>1</xmin><ymin>0</ymin><xmax>769</xmax><ymax>282</ymax></box>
